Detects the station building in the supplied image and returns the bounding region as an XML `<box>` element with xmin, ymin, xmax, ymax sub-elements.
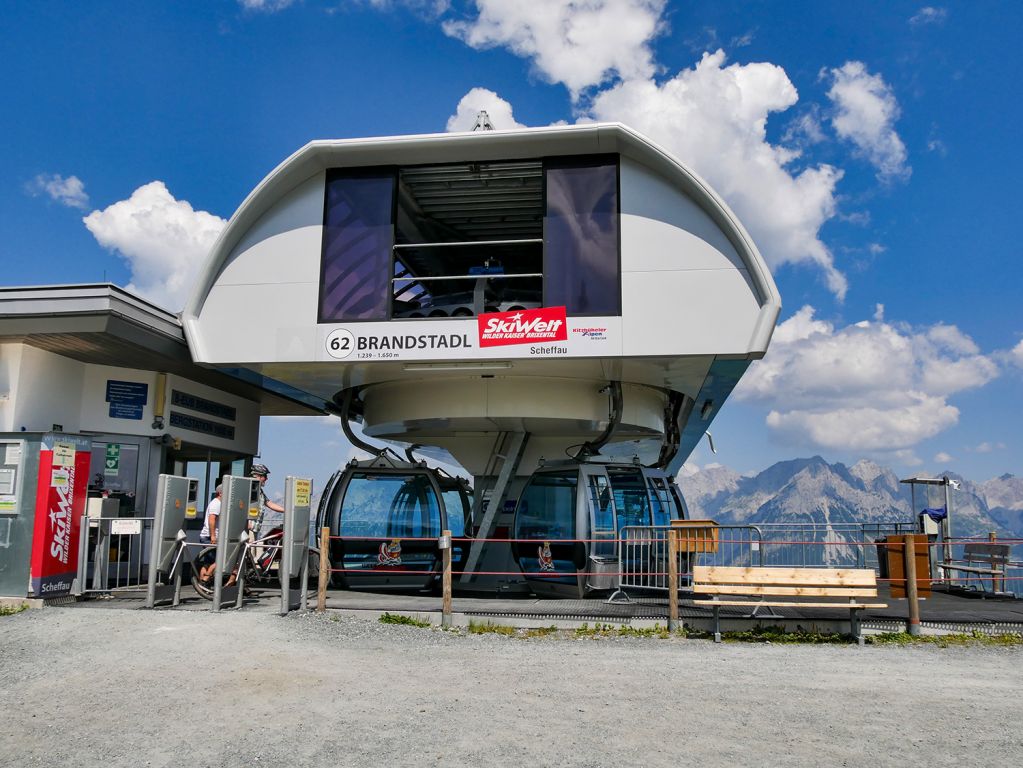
<box><xmin>1</xmin><ymin>122</ymin><xmax>779</xmax><ymax>599</ymax></box>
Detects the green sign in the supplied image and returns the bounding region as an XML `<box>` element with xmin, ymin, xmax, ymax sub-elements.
<box><xmin>104</xmin><ymin>443</ymin><xmax>121</xmax><ymax>477</ymax></box>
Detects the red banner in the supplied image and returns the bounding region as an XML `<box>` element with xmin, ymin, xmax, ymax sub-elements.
<box><xmin>477</xmin><ymin>306</ymin><xmax>568</xmax><ymax>348</ymax></box>
<box><xmin>30</xmin><ymin>435</ymin><xmax>91</xmax><ymax>597</ymax></box>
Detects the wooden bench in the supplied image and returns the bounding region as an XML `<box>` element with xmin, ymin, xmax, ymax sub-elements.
<box><xmin>692</xmin><ymin>565</ymin><xmax>888</xmax><ymax>644</ymax></box>
<box><xmin>937</xmin><ymin>543</ymin><xmax>1012</xmax><ymax>595</ymax></box>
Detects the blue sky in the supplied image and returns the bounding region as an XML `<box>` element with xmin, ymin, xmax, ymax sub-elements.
<box><xmin>3</xmin><ymin>1</ymin><xmax>1021</xmax><ymax>490</ymax></box>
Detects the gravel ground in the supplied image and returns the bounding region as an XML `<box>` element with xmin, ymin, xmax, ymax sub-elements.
<box><xmin>1</xmin><ymin>606</ymin><xmax>1021</xmax><ymax>768</ymax></box>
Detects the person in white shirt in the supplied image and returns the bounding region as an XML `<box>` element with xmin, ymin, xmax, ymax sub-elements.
<box><xmin>197</xmin><ymin>484</ymin><xmax>222</xmax><ymax>584</ymax></box>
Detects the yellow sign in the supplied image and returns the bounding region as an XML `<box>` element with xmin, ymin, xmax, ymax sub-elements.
<box><xmin>294</xmin><ymin>478</ymin><xmax>312</xmax><ymax>508</ymax></box>
<box><xmin>248</xmin><ymin>506</ymin><xmax>259</xmax><ymax>519</ymax></box>
<box><xmin>52</xmin><ymin>441</ymin><xmax>75</xmax><ymax>468</ymax></box>
<box><xmin>185</xmin><ymin>505</ymin><xmax>197</xmax><ymax>519</ymax></box>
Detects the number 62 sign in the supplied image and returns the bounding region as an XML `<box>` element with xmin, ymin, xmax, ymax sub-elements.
<box><xmin>325</xmin><ymin>329</ymin><xmax>355</xmax><ymax>359</ymax></box>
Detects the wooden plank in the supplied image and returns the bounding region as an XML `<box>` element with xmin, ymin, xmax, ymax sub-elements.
<box><xmin>693</xmin><ymin>600</ymin><xmax>888</xmax><ymax>609</ymax></box>
<box><xmin>694</xmin><ymin>566</ymin><xmax>876</xmax><ymax>586</ymax></box>
<box><xmin>694</xmin><ymin>584</ymin><xmax>879</xmax><ymax>597</ymax></box>
<box><xmin>937</xmin><ymin>564</ymin><xmax>1004</xmax><ymax>576</ymax></box>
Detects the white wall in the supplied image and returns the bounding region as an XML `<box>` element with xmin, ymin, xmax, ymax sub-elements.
<box><xmin>619</xmin><ymin>156</ymin><xmax>762</xmax><ymax>357</ymax></box>
<box><xmin>9</xmin><ymin>345</ymin><xmax>84</xmax><ymax>433</ymax></box>
<box><xmin>197</xmin><ymin>172</ymin><xmax>325</xmax><ymax>363</ymax></box>
<box><xmin>0</xmin><ymin>343</ymin><xmax>258</xmax><ymax>454</ymax></box>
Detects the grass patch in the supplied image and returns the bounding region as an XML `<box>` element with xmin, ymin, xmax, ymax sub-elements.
<box><xmin>468</xmin><ymin>619</ymin><xmax>516</xmax><ymax>636</ymax></box>
<box><xmin>574</xmin><ymin>622</ymin><xmax>679</xmax><ymax>639</ymax></box>
<box><xmin>378</xmin><ymin>612</ymin><xmax>432</xmax><ymax>628</ymax></box>
<box><xmin>0</xmin><ymin>603</ymin><xmax>28</xmax><ymax>617</ymax></box>
<box><xmin>523</xmin><ymin>625</ymin><xmax>560</xmax><ymax>638</ymax></box>
<box><xmin>867</xmin><ymin>630</ymin><xmax>1023</xmax><ymax>648</ymax></box>
<box><xmin>716</xmin><ymin>625</ymin><xmax>851</xmax><ymax>644</ymax></box>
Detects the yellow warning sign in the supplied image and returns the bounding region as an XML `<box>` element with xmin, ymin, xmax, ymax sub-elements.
<box><xmin>294</xmin><ymin>478</ymin><xmax>312</xmax><ymax>508</ymax></box>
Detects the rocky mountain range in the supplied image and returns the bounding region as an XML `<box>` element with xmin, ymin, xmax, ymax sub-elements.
<box><xmin>677</xmin><ymin>456</ymin><xmax>1023</xmax><ymax>540</ymax></box>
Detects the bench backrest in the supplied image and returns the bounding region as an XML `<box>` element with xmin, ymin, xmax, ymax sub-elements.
<box><xmin>963</xmin><ymin>543</ymin><xmax>1010</xmax><ymax>566</ymax></box>
<box><xmin>692</xmin><ymin>566</ymin><xmax>879</xmax><ymax>598</ymax></box>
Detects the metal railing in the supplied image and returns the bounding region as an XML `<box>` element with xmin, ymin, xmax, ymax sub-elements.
<box><xmin>754</xmin><ymin>522</ymin><xmax>917</xmax><ymax>570</ymax></box>
<box><xmin>611</xmin><ymin>525</ymin><xmax>763</xmax><ymax>599</ymax></box>
<box><xmin>75</xmin><ymin>515</ymin><xmax>154</xmax><ymax>595</ymax></box>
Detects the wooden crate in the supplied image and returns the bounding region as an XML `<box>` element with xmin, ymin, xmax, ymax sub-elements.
<box><xmin>670</xmin><ymin>519</ymin><xmax>719</xmax><ymax>554</ymax></box>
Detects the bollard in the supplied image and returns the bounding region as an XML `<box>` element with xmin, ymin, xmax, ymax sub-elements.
<box><xmin>440</xmin><ymin>530</ymin><xmax>452</xmax><ymax>629</ymax></box>
<box><xmin>667</xmin><ymin>528</ymin><xmax>679</xmax><ymax>632</ymax></box>
<box><xmin>904</xmin><ymin>534</ymin><xmax>921</xmax><ymax>636</ymax></box>
<box><xmin>989</xmin><ymin>532</ymin><xmax>1000</xmax><ymax>593</ymax></box>
<box><xmin>317</xmin><ymin>526</ymin><xmax>330</xmax><ymax>613</ymax></box>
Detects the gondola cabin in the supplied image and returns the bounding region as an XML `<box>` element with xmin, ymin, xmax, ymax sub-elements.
<box><xmin>512</xmin><ymin>460</ymin><xmax>686</xmax><ymax>597</ymax></box>
<box><xmin>317</xmin><ymin>454</ymin><xmax>470</xmax><ymax>590</ymax></box>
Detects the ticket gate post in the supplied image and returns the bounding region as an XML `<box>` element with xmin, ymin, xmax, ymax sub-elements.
<box><xmin>145</xmin><ymin>474</ymin><xmax>199</xmax><ymax>609</ymax></box>
<box><xmin>280</xmin><ymin>475</ymin><xmax>314</xmax><ymax>615</ymax></box>
<box><xmin>212</xmin><ymin>475</ymin><xmax>260</xmax><ymax>612</ymax></box>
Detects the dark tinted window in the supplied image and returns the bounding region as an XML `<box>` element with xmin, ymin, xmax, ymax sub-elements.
<box><xmin>319</xmin><ymin>170</ymin><xmax>395</xmax><ymax>322</ymax></box>
<box><xmin>338</xmin><ymin>473</ymin><xmax>440</xmax><ymax>538</ymax></box>
<box><xmin>513</xmin><ymin>471</ymin><xmax>578</xmax><ymax>540</ymax></box>
<box><xmin>607</xmin><ymin>468</ymin><xmax>651</xmax><ymax>528</ymax></box>
<box><xmin>544</xmin><ymin>156</ymin><xmax>620</xmax><ymax>316</ymax></box>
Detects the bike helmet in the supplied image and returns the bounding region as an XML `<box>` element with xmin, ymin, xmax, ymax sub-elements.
<box><xmin>250</xmin><ymin>463</ymin><xmax>270</xmax><ymax>478</ymax></box>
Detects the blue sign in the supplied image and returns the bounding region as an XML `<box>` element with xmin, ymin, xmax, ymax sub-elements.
<box><xmin>109</xmin><ymin>402</ymin><xmax>143</xmax><ymax>420</ymax></box>
<box><xmin>106</xmin><ymin>380</ymin><xmax>149</xmax><ymax>406</ymax></box>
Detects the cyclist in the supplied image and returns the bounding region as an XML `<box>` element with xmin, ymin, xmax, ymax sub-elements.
<box><xmin>250</xmin><ymin>463</ymin><xmax>286</xmax><ymax>519</ymax></box>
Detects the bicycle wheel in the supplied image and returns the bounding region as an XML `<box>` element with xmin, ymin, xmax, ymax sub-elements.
<box><xmin>278</xmin><ymin>548</ymin><xmax>321</xmax><ymax>591</ymax></box>
<box><xmin>191</xmin><ymin>546</ymin><xmax>247</xmax><ymax>600</ymax></box>
<box><xmin>190</xmin><ymin>546</ymin><xmax>220</xmax><ymax>600</ymax></box>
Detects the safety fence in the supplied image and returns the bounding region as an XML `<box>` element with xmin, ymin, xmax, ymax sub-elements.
<box><xmin>315</xmin><ymin>528</ymin><xmax>1023</xmax><ymax>615</ymax></box>
<box><xmin>75</xmin><ymin>515</ymin><xmax>154</xmax><ymax>595</ymax></box>
<box><xmin>313</xmin><ymin>527</ymin><xmax>1023</xmax><ymax>638</ymax></box>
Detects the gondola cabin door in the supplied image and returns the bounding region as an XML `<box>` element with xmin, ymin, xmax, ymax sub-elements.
<box><xmin>333</xmin><ymin>468</ymin><xmax>444</xmax><ymax>590</ymax></box>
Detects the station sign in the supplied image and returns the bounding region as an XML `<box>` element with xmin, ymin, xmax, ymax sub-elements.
<box><xmin>321</xmin><ymin>310</ymin><xmax>621</xmax><ymax>363</ymax></box>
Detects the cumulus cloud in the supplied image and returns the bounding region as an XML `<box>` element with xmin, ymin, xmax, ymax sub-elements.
<box><xmin>826</xmin><ymin>61</ymin><xmax>910</xmax><ymax>183</ymax></box>
<box><xmin>83</xmin><ymin>182</ymin><xmax>226</xmax><ymax>311</ymax></box>
<box><xmin>934</xmin><ymin>451</ymin><xmax>953</xmax><ymax>464</ymax></box>
<box><xmin>1009</xmin><ymin>339</ymin><xmax>1023</xmax><ymax>369</ymax></box>
<box><xmin>586</xmin><ymin>50</ymin><xmax>848</xmax><ymax>298</ymax></box>
<box><xmin>446</xmin><ymin>87</ymin><xmax>526</xmax><ymax>131</ymax></box>
<box><xmin>442</xmin><ymin>0</ymin><xmax>665</xmax><ymax>99</ymax></box>
<box><xmin>26</xmin><ymin>173</ymin><xmax>90</xmax><ymax>209</ymax></box>
<box><xmin>910</xmin><ymin>7</ymin><xmax>947</xmax><ymax>26</ymax></box>
<box><xmin>736</xmin><ymin>305</ymin><xmax>999</xmax><ymax>453</ymax></box>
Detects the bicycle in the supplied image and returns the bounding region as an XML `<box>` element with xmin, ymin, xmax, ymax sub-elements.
<box><xmin>191</xmin><ymin>511</ymin><xmax>320</xmax><ymax>600</ymax></box>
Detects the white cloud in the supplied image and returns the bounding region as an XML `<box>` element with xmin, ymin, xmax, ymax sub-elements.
<box><xmin>736</xmin><ymin>305</ymin><xmax>999</xmax><ymax>453</ymax></box>
<box><xmin>442</xmin><ymin>0</ymin><xmax>666</xmax><ymax>99</ymax></box>
<box><xmin>238</xmin><ymin>0</ymin><xmax>296</xmax><ymax>11</ymax></box>
<box><xmin>1010</xmin><ymin>339</ymin><xmax>1023</xmax><ymax>368</ymax></box>
<box><xmin>26</xmin><ymin>173</ymin><xmax>90</xmax><ymax>209</ymax></box>
<box><xmin>446</xmin><ymin>87</ymin><xmax>526</xmax><ymax>132</ymax></box>
<box><xmin>82</xmin><ymin>182</ymin><xmax>226</xmax><ymax>311</ymax></box>
<box><xmin>826</xmin><ymin>61</ymin><xmax>910</xmax><ymax>183</ymax></box>
<box><xmin>972</xmin><ymin>441</ymin><xmax>1005</xmax><ymax>454</ymax></box>
<box><xmin>934</xmin><ymin>451</ymin><xmax>953</xmax><ymax>463</ymax></box>
<box><xmin>910</xmin><ymin>7</ymin><xmax>947</xmax><ymax>26</ymax></box>
<box><xmin>586</xmin><ymin>50</ymin><xmax>847</xmax><ymax>298</ymax></box>
<box><xmin>367</xmin><ymin>0</ymin><xmax>451</xmax><ymax>14</ymax></box>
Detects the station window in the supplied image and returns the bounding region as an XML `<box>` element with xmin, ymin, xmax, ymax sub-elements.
<box><xmin>319</xmin><ymin>169</ymin><xmax>396</xmax><ymax>323</ymax></box>
<box><xmin>544</xmin><ymin>155</ymin><xmax>621</xmax><ymax>317</ymax></box>
<box><xmin>319</xmin><ymin>155</ymin><xmax>621</xmax><ymax>321</ymax></box>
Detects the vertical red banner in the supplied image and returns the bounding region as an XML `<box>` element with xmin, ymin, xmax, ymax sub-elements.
<box><xmin>29</xmin><ymin>434</ymin><xmax>91</xmax><ymax>597</ymax></box>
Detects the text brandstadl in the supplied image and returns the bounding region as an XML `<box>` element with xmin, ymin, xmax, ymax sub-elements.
<box><xmin>357</xmin><ymin>334</ymin><xmax>473</xmax><ymax>351</ymax></box>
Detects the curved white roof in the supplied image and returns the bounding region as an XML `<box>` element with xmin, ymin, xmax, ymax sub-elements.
<box><xmin>181</xmin><ymin>123</ymin><xmax>780</xmax><ymax>469</ymax></box>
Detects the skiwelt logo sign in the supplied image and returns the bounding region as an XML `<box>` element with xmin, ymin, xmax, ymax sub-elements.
<box><xmin>478</xmin><ymin>307</ymin><xmax>568</xmax><ymax>348</ymax></box>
